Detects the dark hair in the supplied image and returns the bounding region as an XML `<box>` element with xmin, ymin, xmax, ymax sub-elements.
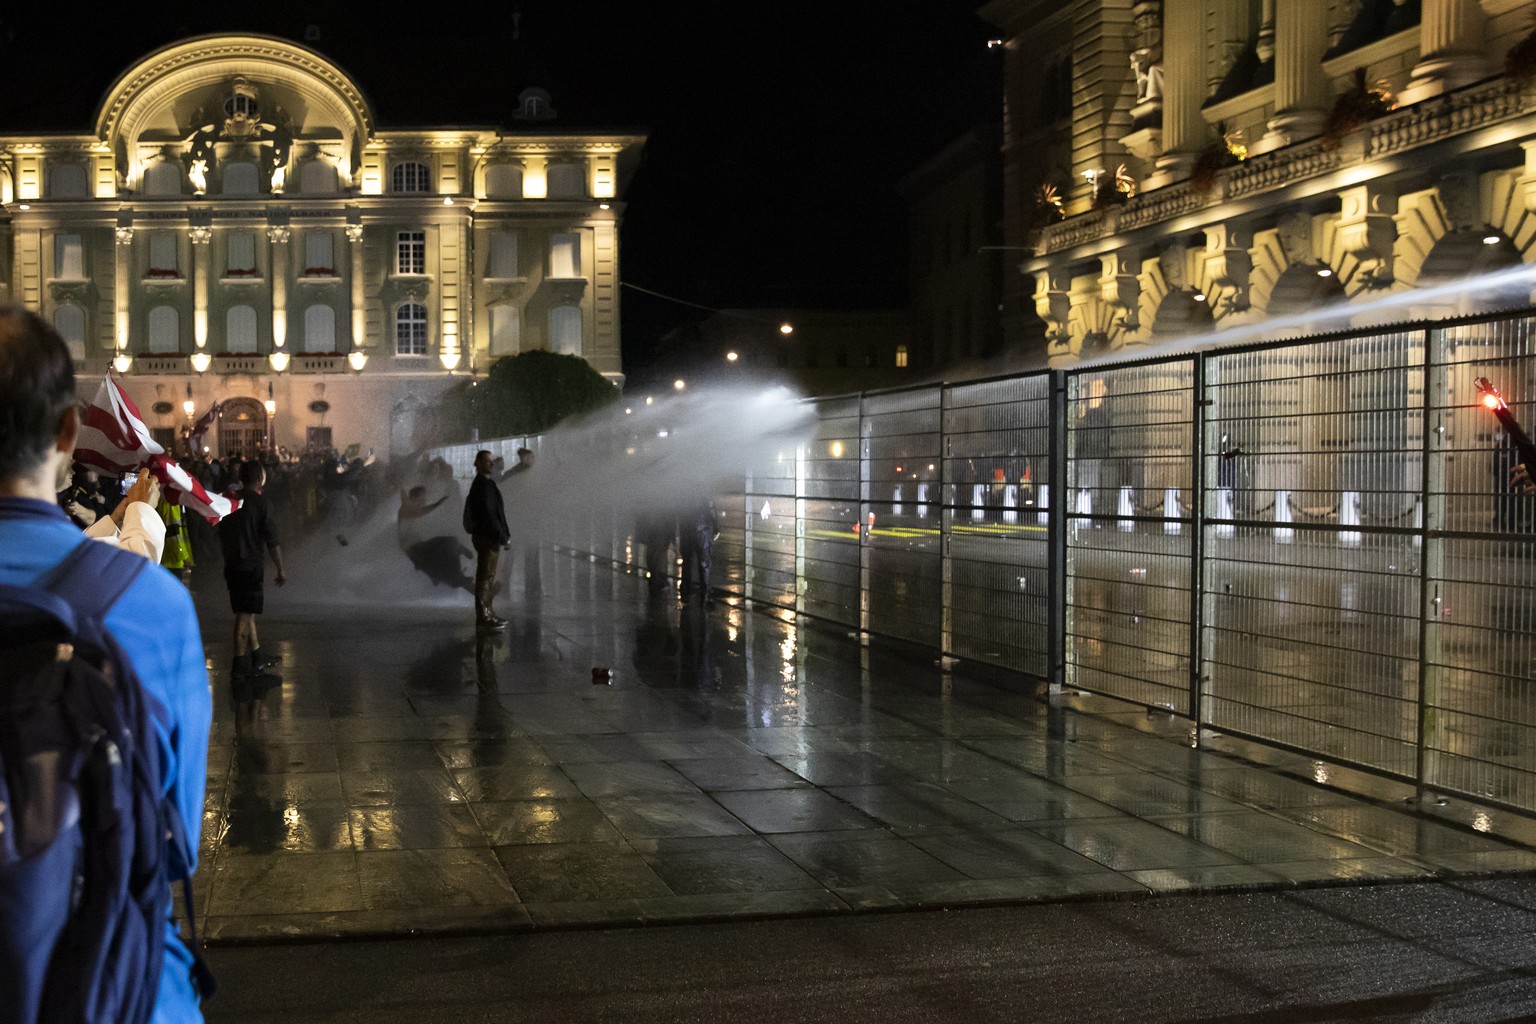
<box><xmin>517</xmin><ymin>447</ymin><xmax>533</xmax><ymax>457</ymax></box>
<box><xmin>239</xmin><ymin>459</ymin><xmax>265</xmax><ymax>489</ymax></box>
<box><xmin>407</xmin><ymin>485</ymin><xmax>426</xmax><ymax>499</ymax></box>
<box><xmin>475</xmin><ymin>449</ymin><xmax>492</xmax><ymax>461</ymax></box>
<box><xmin>0</xmin><ymin>305</ymin><xmax>76</xmax><ymax>479</ymax></box>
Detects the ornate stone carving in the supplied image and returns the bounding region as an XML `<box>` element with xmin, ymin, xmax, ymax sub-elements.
<box><xmin>344</xmin><ymin>224</ymin><xmax>364</xmax><ymax>244</ymax></box>
<box><xmin>1335</xmin><ymin>184</ymin><xmax>1398</xmax><ymax>289</ymax></box>
<box><xmin>267</xmin><ymin>225</ymin><xmax>291</xmax><ymax>244</ymax></box>
<box><xmin>115</xmin><ymin>226</ymin><xmax>134</xmax><ymax>245</ymax></box>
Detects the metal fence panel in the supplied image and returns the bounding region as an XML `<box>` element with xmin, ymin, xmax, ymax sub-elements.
<box><xmin>1200</xmin><ymin>337</ymin><xmax>1425</xmax><ymax>776</ymax></box>
<box><xmin>1065</xmin><ymin>363</ymin><xmax>1195</xmax><ymax>713</ymax></box>
<box><xmin>862</xmin><ymin>390</ymin><xmax>943</xmax><ymax>647</ymax></box>
<box><xmin>1425</xmin><ymin>317</ymin><xmax>1536</xmax><ymax>808</ymax></box>
<box><xmin>944</xmin><ymin>376</ymin><xmax>1052</xmax><ymax>676</ymax></box>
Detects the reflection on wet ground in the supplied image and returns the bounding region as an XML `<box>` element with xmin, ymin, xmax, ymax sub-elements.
<box><xmin>192</xmin><ymin>549</ymin><xmax>1536</xmax><ymax>941</ymax></box>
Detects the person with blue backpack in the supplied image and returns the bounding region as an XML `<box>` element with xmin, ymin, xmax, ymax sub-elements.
<box><xmin>0</xmin><ymin>305</ymin><xmax>214</xmax><ymax>1024</ymax></box>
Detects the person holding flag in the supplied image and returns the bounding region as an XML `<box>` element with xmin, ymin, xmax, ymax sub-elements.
<box><xmin>73</xmin><ymin>373</ymin><xmax>239</xmax><ymax>525</ymax></box>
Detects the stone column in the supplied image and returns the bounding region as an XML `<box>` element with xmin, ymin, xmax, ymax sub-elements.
<box><xmin>113</xmin><ymin>223</ymin><xmax>133</xmax><ymax>356</ymax></box>
<box><xmin>346</xmin><ymin>218</ymin><xmax>365</xmax><ymax>357</ymax></box>
<box><xmin>1149</xmin><ymin>0</ymin><xmax>1205</xmax><ymax>186</ymax></box>
<box><xmin>189</xmin><ymin>223</ymin><xmax>212</xmax><ymax>351</ymax></box>
<box><xmin>268</xmin><ymin>224</ymin><xmax>290</xmax><ymax>355</ymax></box>
<box><xmin>1399</xmin><ymin>0</ymin><xmax>1488</xmax><ymax>105</ymax></box>
<box><xmin>1256</xmin><ymin>0</ymin><xmax>1331</xmax><ymax>153</ymax></box>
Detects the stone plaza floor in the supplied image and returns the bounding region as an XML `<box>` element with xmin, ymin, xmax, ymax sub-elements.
<box><xmin>189</xmin><ymin>545</ymin><xmax>1536</xmax><ymax>943</ymax></box>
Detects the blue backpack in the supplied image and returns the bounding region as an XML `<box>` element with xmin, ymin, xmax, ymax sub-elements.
<box><xmin>0</xmin><ymin>540</ymin><xmax>213</xmax><ymax>1024</ymax></box>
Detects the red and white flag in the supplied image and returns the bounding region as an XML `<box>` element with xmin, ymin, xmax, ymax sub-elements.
<box><xmin>74</xmin><ymin>375</ymin><xmax>240</xmax><ymax>522</ymax></box>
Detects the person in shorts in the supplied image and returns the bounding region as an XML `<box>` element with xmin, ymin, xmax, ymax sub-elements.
<box><xmin>219</xmin><ymin>459</ymin><xmax>286</xmax><ymax>684</ymax></box>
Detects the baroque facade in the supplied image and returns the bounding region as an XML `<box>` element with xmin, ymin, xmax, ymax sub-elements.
<box><xmin>981</xmin><ymin>0</ymin><xmax>1536</xmax><ymax>364</ymax></box>
<box><xmin>0</xmin><ymin>34</ymin><xmax>643</xmax><ymax>458</ymax></box>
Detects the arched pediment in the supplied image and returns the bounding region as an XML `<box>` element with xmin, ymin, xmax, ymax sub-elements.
<box><xmin>95</xmin><ymin>35</ymin><xmax>374</xmax><ymax>189</ymax></box>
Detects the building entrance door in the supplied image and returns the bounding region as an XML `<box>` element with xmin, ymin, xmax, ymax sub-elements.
<box><xmin>219</xmin><ymin>397</ymin><xmax>267</xmax><ymax>459</ymax></box>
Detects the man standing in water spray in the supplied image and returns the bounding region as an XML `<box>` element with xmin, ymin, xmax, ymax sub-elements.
<box><xmin>464</xmin><ymin>449</ymin><xmax>511</xmax><ymax>629</ymax></box>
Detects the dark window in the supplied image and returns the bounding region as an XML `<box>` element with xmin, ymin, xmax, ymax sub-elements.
<box><xmin>307</xmin><ymin>426</ymin><xmax>333</xmax><ymax>452</ymax></box>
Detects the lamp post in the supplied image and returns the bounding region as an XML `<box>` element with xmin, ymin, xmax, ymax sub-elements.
<box><xmin>263</xmin><ymin>383</ymin><xmax>277</xmax><ymax>453</ymax></box>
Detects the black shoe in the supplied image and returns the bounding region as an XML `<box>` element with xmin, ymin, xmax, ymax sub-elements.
<box><xmin>230</xmin><ymin>653</ymin><xmax>254</xmax><ymax>679</ymax></box>
<box><xmin>478</xmin><ymin>616</ymin><xmax>508</xmax><ymax>630</ymax></box>
<box><xmin>251</xmin><ymin>648</ymin><xmax>280</xmax><ymax>670</ymax></box>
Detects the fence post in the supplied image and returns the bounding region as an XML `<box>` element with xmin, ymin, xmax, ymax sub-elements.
<box><xmin>940</xmin><ymin>386</ymin><xmax>954</xmax><ymax>656</ymax></box>
<box><xmin>858</xmin><ymin>393</ymin><xmax>872</xmax><ymax>635</ymax></box>
<box><xmin>1190</xmin><ymin>355</ymin><xmax>1209</xmax><ymax>732</ymax></box>
<box><xmin>1048</xmin><ymin>370</ymin><xmax>1068</xmax><ymax>694</ymax></box>
<box><xmin>1414</xmin><ymin>327</ymin><xmax>1444</xmax><ymax>803</ymax></box>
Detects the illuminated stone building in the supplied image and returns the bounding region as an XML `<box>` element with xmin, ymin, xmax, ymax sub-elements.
<box><xmin>981</xmin><ymin>0</ymin><xmax>1536</xmax><ymax>364</ymax></box>
<box><xmin>0</xmin><ymin>34</ymin><xmax>643</xmax><ymax>457</ymax></box>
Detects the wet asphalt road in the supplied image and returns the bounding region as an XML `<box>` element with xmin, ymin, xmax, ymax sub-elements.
<box><xmin>205</xmin><ymin>879</ymin><xmax>1536</xmax><ymax>1024</ymax></box>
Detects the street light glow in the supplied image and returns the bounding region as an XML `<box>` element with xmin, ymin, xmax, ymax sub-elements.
<box><xmin>674</xmin><ymin>379</ymin><xmax>686</xmax><ymax>390</ymax></box>
<box><xmin>726</xmin><ymin>351</ymin><xmax>739</xmax><ymax>362</ymax></box>
<box><xmin>778</xmin><ymin>322</ymin><xmax>794</xmax><ymax>336</ymax></box>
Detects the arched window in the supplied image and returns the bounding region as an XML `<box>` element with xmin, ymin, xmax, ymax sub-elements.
<box><xmin>299</xmin><ymin>159</ymin><xmax>337</xmax><ymax>194</ymax></box>
<box><xmin>396</xmin><ymin>303</ymin><xmax>428</xmax><ymax>356</ymax></box>
<box><xmin>547</xmin><ymin>162</ymin><xmax>585</xmax><ymax>199</ymax></box>
<box><xmin>147</xmin><ymin>306</ymin><xmax>180</xmax><ymax>353</ymax></box>
<box><xmin>48</xmin><ymin>163</ymin><xmax>89</xmax><ymax>199</ymax></box>
<box><xmin>484</xmin><ymin>163</ymin><xmax>523</xmax><ymax>198</ymax></box>
<box><xmin>143</xmin><ymin>161</ymin><xmax>183</xmax><ymax>196</ymax></box>
<box><xmin>392</xmin><ymin>162</ymin><xmax>431</xmax><ymax>193</ymax></box>
<box><xmin>226</xmin><ymin>305</ymin><xmax>258</xmax><ymax>353</ymax></box>
<box><xmin>303</xmin><ymin>305</ymin><xmax>336</xmax><ymax>353</ymax></box>
<box><xmin>54</xmin><ymin>303</ymin><xmax>86</xmax><ymax>361</ymax></box>
<box><xmin>549</xmin><ymin>304</ymin><xmax>581</xmax><ymax>355</ymax></box>
<box><xmin>490</xmin><ymin>305</ymin><xmax>521</xmax><ymax>356</ymax></box>
<box><xmin>222</xmin><ymin>162</ymin><xmax>260</xmax><ymax>195</ymax></box>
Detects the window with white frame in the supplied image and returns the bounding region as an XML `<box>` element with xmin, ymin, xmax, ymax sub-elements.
<box><xmin>548</xmin><ymin>233</ymin><xmax>581</xmax><ymax>279</ymax></box>
<box><xmin>147</xmin><ymin>306</ymin><xmax>180</xmax><ymax>353</ymax></box>
<box><xmin>300</xmin><ymin>159</ymin><xmax>337</xmax><ymax>193</ymax></box>
<box><xmin>143</xmin><ymin>161</ymin><xmax>182</xmax><ymax>196</ymax></box>
<box><xmin>303</xmin><ymin>305</ymin><xmax>336</xmax><ymax>353</ymax></box>
<box><xmin>48</xmin><ymin>163</ymin><xmax>89</xmax><ymax>199</ymax></box>
<box><xmin>484</xmin><ymin>163</ymin><xmax>522</xmax><ymax>198</ymax></box>
<box><xmin>54</xmin><ymin>303</ymin><xmax>86</xmax><ymax>361</ymax></box>
<box><xmin>549</xmin><ymin>304</ymin><xmax>581</xmax><ymax>355</ymax></box>
<box><xmin>395</xmin><ymin>231</ymin><xmax>426</xmax><ymax>275</ymax></box>
<box><xmin>490</xmin><ymin>305</ymin><xmax>521</xmax><ymax>356</ymax></box>
<box><xmin>392</xmin><ymin>162</ymin><xmax>431</xmax><ymax>193</ymax></box>
<box><xmin>226</xmin><ymin>232</ymin><xmax>257</xmax><ymax>275</ymax></box>
<box><xmin>148</xmin><ymin>233</ymin><xmax>178</xmax><ymax>276</ymax></box>
<box><xmin>547</xmin><ymin>162</ymin><xmax>585</xmax><ymax>198</ymax></box>
<box><xmin>222</xmin><ymin>162</ymin><xmax>259</xmax><ymax>194</ymax></box>
<box><xmin>226</xmin><ymin>305</ymin><xmax>258</xmax><ymax>353</ymax></box>
<box><xmin>488</xmin><ymin>231</ymin><xmax>518</xmax><ymax>278</ymax></box>
<box><xmin>396</xmin><ymin>303</ymin><xmax>428</xmax><ymax>356</ymax></box>
<box><xmin>305</xmin><ymin>231</ymin><xmax>335</xmax><ymax>274</ymax></box>
<box><xmin>54</xmin><ymin>235</ymin><xmax>84</xmax><ymax>280</ymax></box>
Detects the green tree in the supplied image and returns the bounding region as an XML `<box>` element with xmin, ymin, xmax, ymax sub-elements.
<box><xmin>448</xmin><ymin>350</ymin><xmax>620</xmax><ymax>440</ymax></box>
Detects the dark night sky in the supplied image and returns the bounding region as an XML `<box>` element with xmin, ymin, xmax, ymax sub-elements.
<box><xmin>0</xmin><ymin>2</ymin><xmax>999</xmax><ymax>372</ymax></box>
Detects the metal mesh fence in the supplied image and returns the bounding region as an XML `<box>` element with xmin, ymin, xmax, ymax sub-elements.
<box><xmin>1065</xmin><ymin>363</ymin><xmax>1195</xmax><ymax>714</ymax></box>
<box><xmin>1201</xmin><ymin>336</ymin><xmax>1425</xmax><ymax>776</ymax></box>
<box><xmin>943</xmin><ymin>376</ymin><xmax>1052</xmax><ymax>678</ymax></box>
<box><xmin>437</xmin><ymin>308</ymin><xmax>1536</xmax><ymax>814</ymax></box>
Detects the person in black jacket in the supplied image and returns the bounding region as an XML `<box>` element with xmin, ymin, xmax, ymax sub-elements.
<box><xmin>463</xmin><ymin>449</ymin><xmax>511</xmax><ymax>629</ymax></box>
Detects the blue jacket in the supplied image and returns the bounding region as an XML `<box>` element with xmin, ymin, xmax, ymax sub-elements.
<box><xmin>0</xmin><ymin>497</ymin><xmax>211</xmax><ymax>1024</ymax></box>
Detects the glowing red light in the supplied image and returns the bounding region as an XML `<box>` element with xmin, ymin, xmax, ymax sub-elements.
<box><xmin>1483</xmin><ymin>393</ymin><xmax>1503</xmax><ymax>410</ymax></box>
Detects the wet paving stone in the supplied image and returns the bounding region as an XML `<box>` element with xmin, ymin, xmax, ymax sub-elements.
<box><xmin>350</xmin><ymin>804</ymin><xmax>487</xmax><ymax>851</ymax></box>
<box><xmin>629</xmin><ymin>835</ymin><xmax>824</xmax><ymax>895</ymax></box>
<box><xmin>471</xmin><ymin>799</ymin><xmax>625</xmax><ymax>846</ymax></box>
<box><xmin>190</xmin><ymin>555</ymin><xmax>1536</xmax><ymax>941</ymax></box>
<box><xmin>494</xmin><ymin>843</ymin><xmax>673</xmax><ymax>902</ymax></box>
